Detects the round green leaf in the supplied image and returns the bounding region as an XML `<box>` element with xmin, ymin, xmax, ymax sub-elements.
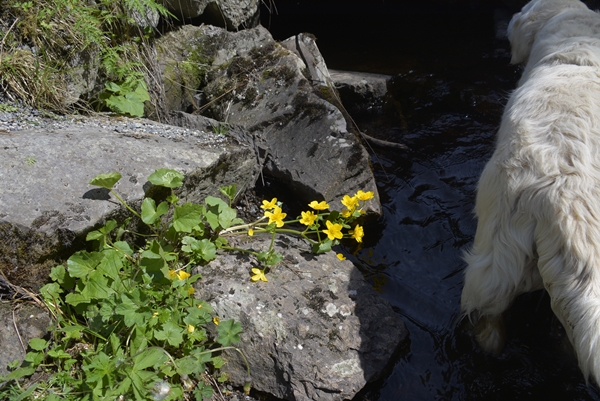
<box><xmin>89</xmin><ymin>172</ymin><xmax>122</xmax><ymax>189</ymax></box>
<box><xmin>148</xmin><ymin>168</ymin><xmax>184</xmax><ymax>188</ymax></box>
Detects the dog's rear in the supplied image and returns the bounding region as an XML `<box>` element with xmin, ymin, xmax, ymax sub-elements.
<box><xmin>462</xmin><ymin>0</ymin><xmax>600</xmax><ymax>385</ymax></box>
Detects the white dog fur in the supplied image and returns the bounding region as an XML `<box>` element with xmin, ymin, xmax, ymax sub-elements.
<box><xmin>461</xmin><ymin>0</ymin><xmax>600</xmax><ymax>385</ymax></box>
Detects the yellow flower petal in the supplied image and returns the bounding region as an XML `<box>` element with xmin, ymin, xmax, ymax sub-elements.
<box><xmin>168</xmin><ymin>270</ymin><xmax>177</xmax><ymax>279</ymax></box>
<box><xmin>251</xmin><ymin>268</ymin><xmax>268</xmax><ymax>282</ymax></box>
<box><xmin>187</xmin><ymin>324</ymin><xmax>195</xmax><ymax>333</ymax></box>
<box><xmin>213</xmin><ymin>317</ymin><xmax>220</xmax><ymax>325</ymax></box>
<box><xmin>355</xmin><ymin>190</ymin><xmax>374</xmax><ymax>201</ymax></box>
<box><xmin>299</xmin><ymin>210</ymin><xmax>318</xmax><ymax>226</ymax></box>
<box><xmin>308</xmin><ymin>200</ymin><xmax>330</xmax><ymax>210</ymax></box>
<box><xmin>260</xmin><ymin>198</ymin><xmax>278</xmax><ymax>210</ymax></box>
<box><xmin>336</xmin><ymin>253</ymin><xmax>346</xmax><ymax>261</ymax></box>
<box><xmin>264</xmin><ymin>206</ymin><xmax>287</xmax><ymax>228</ymax></box>
<box><xmin>187</xmin><ymin>287</ymin><xmax>195</xmax><ymax>295</ymax></box>
<box><xmin>341</xmin><ymin>209</ymin><xmax>352</xmax><ymax>218</ymax></box>
<box><xmin>350</xmin><ymin>224</ymin><xmax>364</xmax><ymax>243</ymax></box>
<box><xmin>323</xmin><ymin>220</ymin><xmax>343</xmax><ymax>240</ymax></box>
<box><xmin>341</xmin><ymin>195</ymin><xmax>359</xmax><ymax>211</ymax></box>
<box><xmin>248</xmin><ymin>228</ymin><xmax>254</xmax><ymax>236</ymax></box>
<box><xmin>176</xmin><ymin>270</ymin><xmax>191</xmax><ymax>280</ymax></box>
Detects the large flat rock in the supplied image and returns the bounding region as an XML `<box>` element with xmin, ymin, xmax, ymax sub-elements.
<box><xmin>0</xmin><ymin>125</ymin><xmax>258</xmax><ymax>290</ymax></box>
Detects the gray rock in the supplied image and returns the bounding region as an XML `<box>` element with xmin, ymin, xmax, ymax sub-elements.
<box><xmin>195</xmin><ymin>235</ymin><xmax>407</xmax><ymax>401</ymax></box>
<box><xmin>0</xmin><ymin>124</ymin><xmax>258</xmax><ymax>290</ymax></box>
<box><xmin>0</xmin><ymin>303</ymin><xmax>51</xmax><ymax>376</ymax></box>
<box><xmin>281</xmin><ymin>33</ymin><xmax>336</xmax><ymax>89</ymax></box>
<box><xmin>159</xmin><ymin>0</ymin><xmax>260</xmax><ymax>29</ymax></box>
<box><xmin>329</xmin><ymin>70</ymin><xmax>391</xmax><ymax>117</ymax></box>
<box><xmin>158</xmin><ymin>25</ymin><xmax>381</xmax><ymax>214</ymax></box>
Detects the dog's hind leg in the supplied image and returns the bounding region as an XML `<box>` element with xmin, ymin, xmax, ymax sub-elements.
<box><xmin>461</xmin><ymin>164</ymin><xmax>542</xmax><ymax>354</ymax></box>
<box><xmin>534</xmin><ymin>192</ymin><xmax>600</xmax><ymax>385</ymax></box>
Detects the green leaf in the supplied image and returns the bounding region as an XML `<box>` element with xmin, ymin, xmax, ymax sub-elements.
<box><xmin>49</xmin><ymin>264</ymin><xmax>75</xmax><ymax>289</ymax></box>
<box><xmin>181</xmin><ymin>237</ymin><xmax>217</xmax><ymax>263</ymax></box>
<box><xmin>67</xmin><ymin>251</ymin><xmax>103</xmax><ymax>279</ymax></box>
<box><xmin>184</xmin><ymin>305</ymin><xmax>212</xmax><ymax>327</ymax></box>
<box><xmin>133</xmin><ymin>348</ymin><xmax>166</xmax><ymax>371</ymax></box>
<box><xmin>212</xmin><ymin>355</ymin><xmax>225</xmax><ymax>369</ymax></box>
<box><xmin>104</xmin><ymin>81</ymin><xmax>122</xmax><ymax>93</ymax></box>
<box><xmin>28</xmin><ymin>338</ymin><xmax>48</xmax><ymax>351</ymax></box>
<box><xmin>40</xmin><ymin>282</ymin><xmax>63</xmax><ymax>302</ymax></box>
<box><xmin>141</xmin><ymin>198</ymin><xmax>169</xmax><ymax>225</ymax></box>
<box><xmin>89</xmin><ymin>172</ymin><xmax>122</xmax><ymax>189</ymax></box>
<box><xmin>12</xmin><ymin>382</ymin><xmax>39</xmax><ymax>400</ymax></box>
<box><xmin>47</xmin><ymin>348</ymin><xmax>72</xmax><ymax>359</ymax></box>
<box><xmin>2</xmin><ymin>365</ymin><xmax>35</xmax><ymax>381</ymax></box>
<box><xmin>194</xmin><ymin>381</ymin><xmax>213</xmax><ymax>400</ymax></box>
<box><xmin>113</xmin><ymin>240</ymin><xmax>133</xmax><ymax>256</ymax></box>
<box><xmin>205</xmin><ymin>196</ymin><xmax>242</xmax><ymax>230</ymax></box>
<box><xmin>148</xmin><ymin>168</ymin><xmax>184</xmax><ymax>188</ymax></box>
<box><xmin>80</xmin><ymin>269</ymin><xmax>112</xmax><ymax>300</ymax></box>
<box><xmin>104</xmin><ymin>81</ymin><xmax>150</xmax><ymax>117</ymax></box>
<box><xmin>217</xmin><ymin>319</ymin><xmax>243</xmax><ymax>346</ymax></box>
<box><xmin>257</xmin><ymin>250</ymin><xmax>283</xmax><ymax>267</ymax></box>
<box><xmin>115</xmin><ymin>294</ymin><xmax>141</xmax><ymax>327</ymax></box>
<box><xmin>154</xmin><ymin>320</ymin><xmax>184</xmax><ymax>347</ymax></box>
<box><xmin>60</xmin><ymin>324</ymin><xmax>85</xmax><ymax>340</ymax></box>
<box><xmin>84</xmin><ymin>352</ymin><xmax>113</xmax><ymax>385</ymax></box>
<box><xmin>312</xmin><ymin>239</ymin><xmax>333</xmax><ymax>254</ymax></box>
<box><xmin>99</xmin><ymin>249</ymin><xmax>123</xmax><ymax>281</ymax></box>
<box><xmin>219</xmin><ymin>184</ymin><xmax>237</xmax><ymax>204</ymax></box>
<box><xmin>24</xmin><ymin>350</ymin><xmax>44</xmax><ymax>366</ymax></box>
<box><xmin>65</xmin><ymin>291</ymin><xmax>91</xmax><ymax>307</ymax></box>
<box><xmin>177</xmin><ymin>356</ymin><xmax>204</xmax><ymax>376</ymax></box>
<box><xmin>173</xmin><ymin>203</ymin><xmax>205</xmax><ymax>233</ymax></box>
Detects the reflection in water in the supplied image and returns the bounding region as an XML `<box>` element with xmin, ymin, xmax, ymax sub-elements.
<box><xmin>264</xmin><ymin>4</ymin><xmax>600</xmax><ymax>401</ymax></box>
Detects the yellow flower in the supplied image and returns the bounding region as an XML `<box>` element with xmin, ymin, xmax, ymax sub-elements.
<box><xmin>341</xmin><ymin>195</ymin><xmax>359</xmax><ymax>211</ymax></box>
<box><xmin>264</xmin><ymin>205</ymin><xmax>287</xmax><ymax>228</ymax></box>
<box><xmin>308</xmin><ymin>200</ymin><xmax>330</xmax><ymax>210</ymax></box>
<box><xmin>336</xmin><ymin>253</ymin><xmax>346</xmax><ymax>261</ymax></box>
<box><xmin>323</xmin><ymin>220</ymin><xmax>343</xmax><ymax>240</ymax></box>
<box><xmin>213</xmin><ymin>317</ymin><xmax>220</xmax><ymax>325</ymax></box>
<box><xmin>299</xmin><ymin>210</ymin><xmax>317</xmax><ymax>226</ymax></box>
<box><xmin>152</xmin><ymin>311</ymin><xmax>159</xmax><ymax>318</ymax></box>
<box><xmin>350</xmin><ymin>224</ymin><xmax>364</xmax><ymax>243</ymax></box>
<box><xmin>169</xmin><ymin>269</ymin><xmax>190</xmax><ymax>280</ymax></box>
<box><xmin>177</xmin><ymin>270</ymin><xmax>191</xmax><ymax>280</ymax></box>
<box><xmin>341</xmin><ymin>209</ymin><xmax>352</xmax><ymax>218</ymax></box>
<box><xmin>187</xmin><ymin>324</ymin><xmax>195</xmax><ymax>333</ymax></box>
<box><xmin>251</xmin><ymin>268</ymin><xmax>268</xmax><ymax>282</ymax></box>
<box><xmin>355</xmin><ymin>190</ymin><xmax>374</xmax><ymax>201</ymax></box>
<box><xmin>261</xmin><ymin>198</ymin><xmax>278</xmax><ymax>210</ymax></box>
<box><xmin>187</xmin><ymin>287</ymin><xmax>195</xmax><ymax>295</ymax></box>
<box><xmin>248</xmin><ymin>228</ymin><xmax>254</xmax><ymax>236</ymax></box>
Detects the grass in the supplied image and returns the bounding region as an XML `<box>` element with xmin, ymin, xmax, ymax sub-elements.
<box><xmin>0</xmin><ymin>0</ymin><xmax>171</xmax><ymax>116</ymax></box>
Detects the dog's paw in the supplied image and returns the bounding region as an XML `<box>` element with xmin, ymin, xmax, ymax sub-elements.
<box><xmin>474</xmin><ymin>314</ymin><xmax>506</xmax><ymax>355</ymax></box>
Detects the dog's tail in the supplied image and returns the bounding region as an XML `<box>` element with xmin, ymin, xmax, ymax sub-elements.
<box><xmin>536</xmin><ymin>182</ymin><xmax>600</xmax><ymax>385</ymax></box>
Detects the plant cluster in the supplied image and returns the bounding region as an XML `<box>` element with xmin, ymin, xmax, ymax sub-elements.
<box><xmin>0</xmin><ymin>168</ymin><xmax>372</xmax><ymax>400</ymax></box>
<box><xmin>220</xmin><ymin>190</ymin><xmax>373</xmax><ymax>282</ymax></box>
<box><xmin>0</xmin><ymin>0</ymin><xmax>170</xmax><ymax>115</ymax></box>
<box><xmin>0</xmin><ymin>169</ymin><xmax>247</xmax><ymax>400</ymax></box>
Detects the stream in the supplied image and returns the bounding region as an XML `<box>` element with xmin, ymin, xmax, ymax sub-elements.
<box><xmin>263</xmin><ymin>3</ymin><xmax>600</xmax><ymax>401</ymax></box>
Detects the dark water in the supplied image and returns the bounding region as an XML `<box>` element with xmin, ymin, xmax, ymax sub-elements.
<box><xmin>263</xmin><ymin>4</ymin><xmax>600</xmax><ymax>401</ymax></box>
